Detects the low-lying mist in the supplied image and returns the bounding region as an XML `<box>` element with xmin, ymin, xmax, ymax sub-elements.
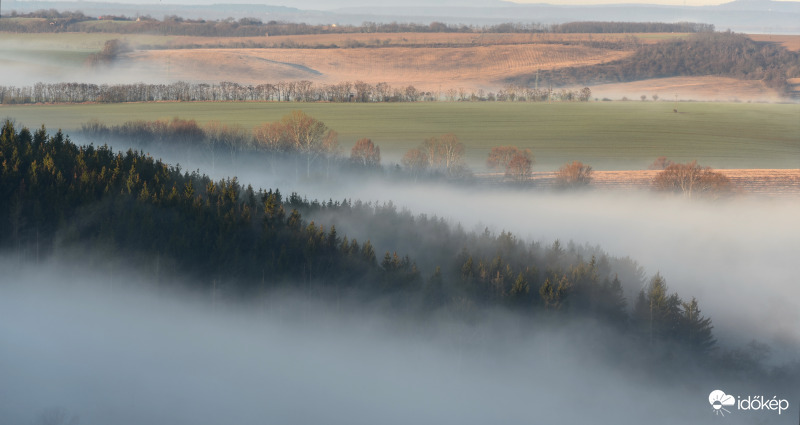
<box><xmin>2</xmin><ymin>258</ymin><xmax>795</xmax><ymax>425</ymax></box>
<box><xmin>0</xmin><ymin>38</ymin><xmax>173</xmax><ymax>87</ymax></box>
<box><xmin>297</xmin><ymin>180</ymin><xmax>800</xmax><ymax>361</ymax></box>
<box><xmin>0</xmin><ymin>123</ymin><xmax>797</xmax><ymax>425</ymax></box>
<box><xmin>68</xmin><ymin>133</ymin><xmax>800</xmax><ymax>361</ymax></box>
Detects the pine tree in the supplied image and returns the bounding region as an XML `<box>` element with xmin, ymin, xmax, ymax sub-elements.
<box><xmin>634</xmin><ymin>273</ymin><xmax>682</xmax><ymax>345</ymax></box>
<box><xmin>509</xmin><ymin>272</ymin><xmax>530</xmax><ymax>304</ymax></box>
<box><xmin>680</xmin><ymin>297</ymin><xmax>716</xmax><ymax>355</ymax></box>
<box><xmin>361</xmin><ymin>240</ymin><xmax>376</xmax><ymax>265</ymax></box>
<box><xmin>600</xmin><ymin>274</ymin><xmax>628</xmax><ymax>326</ymax></box>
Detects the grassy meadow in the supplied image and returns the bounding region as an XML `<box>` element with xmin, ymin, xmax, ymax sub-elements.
<box><xmin>2</xmin><ymin>101</ymin><xmax>798</xmax><ymax>170</ymax></box>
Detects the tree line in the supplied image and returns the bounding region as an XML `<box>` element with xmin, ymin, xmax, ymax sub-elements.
<box><xmin>511</xmin><ymin>31</ymin><xmax>800</xmax><ymax>94</ymax></box>
<box><xmin>549</xmin><ymin>21</ymin><xmax>714</xmax><ymax>34</ymax></box>
<box><xmin>0</xmin><ymin>80</ymin><xmax>592</xmax><ymax>105</ymax></box>
<box><xmin>78</xmin><ymin>113</ymin><xmax>608</xmax><ymax>187</ymax></box>
<box><xmin>79</xmin><ymin>114</ymin><xmax>473</xmax><ymax>181</ymax></box>
<box><xmin>649</xmin><ymin>157</ymin><xmax>734</xmax><ymax>198</ymax></box>
<box><xmin>0</xmin><ymin>11</ymin><xmax>713</xmax><ymax>36</ymax></box>
<box><xmin>78</xmin><ymin>113</ymin><xmax>738</xmax><ymax>199</ymax></box>
<box><xmin>1</xmin><ymin>119</ymin><xmax>719</xmax><ymax>360</ymax></box>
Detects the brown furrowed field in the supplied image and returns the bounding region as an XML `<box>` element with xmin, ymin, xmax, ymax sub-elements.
<box><xmin>748</xmin><ymin>34</ymin><xmax>800</xmax><ymax>52</ymax></box>
<box><xmin>502</xmin><ymin>169</ymin><xmax>800</xmax><ymax>198</ymax></box>
<box><xmin>132</xmin><ymin>32</ymin><xmax>680</xmax><ymax>49</ymax></box>
<box><xmin>589</xmin><ymin>76</ymin><xmax>785</xmax><ymax>102</ymax></box>
<box><xmin>2</xmin><ymin>31</ymin><xmax>794</xmax><ymax>99</ymax></box>
<box><xmin>122</xmin><ymin>44</ymin><xmax>631</xmax><ymax>91</ymax></box>
<box><xmin>115</xmin><ymin>31</ymin><xmax>652</xmax><ymax>92</ymax></box>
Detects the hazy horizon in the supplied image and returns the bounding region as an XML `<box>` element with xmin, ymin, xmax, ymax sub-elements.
<box><xmin>9</xmin><ymin>0</ymin><xmax>800</xmax><ymax>7</ymax></box>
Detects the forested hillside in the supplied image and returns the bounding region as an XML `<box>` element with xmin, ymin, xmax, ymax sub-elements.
<box><xmin>515</xmin><ymin>31</ymin><xmax>800</xmax><ymax>93</ymax></box>
<box><xmin>0</xmin><ymin>119</ymin><xmax>738</xmax><ymax>364</ymax></box>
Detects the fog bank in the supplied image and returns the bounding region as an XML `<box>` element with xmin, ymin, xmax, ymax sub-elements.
<box><xmin>2</xmin><ymin>258</ymin><xmax>795</xmax><ymax>425</ymax></box>
<box><xmin>232</xmin><ymin>174</ymin><xmax>800</xmax><ymax>362</ymax></box>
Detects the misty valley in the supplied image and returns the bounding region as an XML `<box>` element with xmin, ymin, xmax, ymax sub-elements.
<box><xmin>1</xmin><ymin>118</ymin><xmax>798</xmax><ymax>425</ymax></box>
<box><xmin>2</xmin><ymin>5</ymin><xmax>800</xmax><ymax>424</ymax></box>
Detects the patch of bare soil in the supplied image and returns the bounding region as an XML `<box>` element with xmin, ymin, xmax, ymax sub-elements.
<box><xmin>588</xmin><ymin>76</ymin><xmax>785</xmax><ymax>102</ymax></box>
<box><xmin>748</xmin><ymin>34</ymin><xmax>800</xmax><ymax>52</ymax></box>
<box><xmin>482</xmin><ymin>169</ymin><xmax>800</xmax><ymax>198</ymax></box>
<box><xmin>121</xmin><ymin>44</ymin><xmax>632</xmax><ymax>92</ymax></box>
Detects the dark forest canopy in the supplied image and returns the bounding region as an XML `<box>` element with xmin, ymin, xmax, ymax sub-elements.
<box><xmin>0</xmin><ymin>11</ymin><xmax>712</xmax><ymax>36</ymax></box>
<box><xmin>0</xmin><ymin>119</ymin><xmax>725</xmax><ymax>362</ymax></box>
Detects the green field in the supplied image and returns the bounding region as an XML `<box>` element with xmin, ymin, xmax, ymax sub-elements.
<box><xmin>2</xmin><ymin>102</ymin><xmax>798</xmax><ymax>170</ymax></box>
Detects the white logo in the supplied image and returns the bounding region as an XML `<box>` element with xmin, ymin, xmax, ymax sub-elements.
<box><xmin>709</xmin><ymin>390</ymin><xmax>735</xmax><ymax>416</ymax></box>
<box><xmin>708</xmin><ymin>389</ymin><xmax>790</xmax><ymax>417</ymax></box>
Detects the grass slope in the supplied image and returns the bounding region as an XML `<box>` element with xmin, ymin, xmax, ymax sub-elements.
<box><xmin>2</xmin><ymin>102</ymin><xmax>798</xmax><ymax>170</ymax></box>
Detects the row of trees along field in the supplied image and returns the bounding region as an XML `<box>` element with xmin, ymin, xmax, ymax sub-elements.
<box><xmin>513</xmin><ymin>31</ymin><xmax>800</xmax><ymax>93</ymax></box>
<box><xmin>0</xmin><ymin>80</ymin><xmax>592</xmax><ymax>104</ymax></box>
<box><xmin>0</xmin><ymin>119</ymin><xmax>721</xmax><ymax>362</ymax></box>
<box><xmin>80</xmin><ymin>113</ymin><xmax>478</xmax><ymax>180</ymax></box>
<box><xmin>0</xmin><ymin>11</ymin><xmax>712</xmax><ymax>36</ymax></box>
<box><xmin>79</xmin><ymin>112</ymin><xmax>736</xmax><ymax>197</ymax></box>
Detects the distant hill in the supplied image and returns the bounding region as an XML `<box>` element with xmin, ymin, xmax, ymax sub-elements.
<box><xmin>716</xmin><ymin>0</ymin><xmax>800</xmax><ymax>12</ymax></box>
<box><xmin>4</xmin><ymin>0</ymin><xmax>800</xmax><ymax>33</ymax></box>
<box><xmin>508</xmin><ymin>31</ymin><xmax>800</xmax><ymax>94</ymax></box>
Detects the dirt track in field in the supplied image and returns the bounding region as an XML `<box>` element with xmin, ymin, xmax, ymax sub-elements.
<box><xmin>482</xmin><ymin>169</ymin><xmax>800</xmax><ymax>198</ymax></box>
<box><xmin>588</xmin><ymin>76</ymin><xmax>785</xmax><ymax>102</ymax></box>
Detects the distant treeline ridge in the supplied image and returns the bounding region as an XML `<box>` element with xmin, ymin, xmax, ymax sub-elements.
<box><xmin>0</xmin><ymin>10</ymin><xmax>713</xmax><ymax>36</ymax></box>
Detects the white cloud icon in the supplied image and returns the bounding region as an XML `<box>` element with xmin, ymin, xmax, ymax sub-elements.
<box><xmin>709</xmin><ymin>390</ymin><xmax>736</xmax><ymax>416</ymax></box>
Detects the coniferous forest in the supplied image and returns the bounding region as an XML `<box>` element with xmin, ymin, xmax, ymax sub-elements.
<box><xmin>0</xmin><ymin>119</ymin><xmax>769</xmax><ymax>365</ymax></box>
<box><xmin>3</xmin><ymin>5</ymin><xmax>800</xmax><ymax>422</ymax></box>
<box><xmin>2</xmin><ymin>111</ymin><xmax>799</xmax><ymax>424</ymax></box>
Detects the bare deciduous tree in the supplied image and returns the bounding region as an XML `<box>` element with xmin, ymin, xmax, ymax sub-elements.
<box><xmin>555</xmin><ymin>161</ymin><xmax>593</xmax><ymax>188</ymax></box>
<box><xmin>253</xmin><ymin>121</ymin><xmax>289</xmax><ymax>153</ymax></box>
<box><xmin>350</xmin><ymin>138</ymin><xmax>381</xmax><ymax>167</ymax></box>
<box><xmin>422</xmin><ymin>133</ymin><xmax>465</xmax><ymax>176</ymax></box>
<box><xmin>652</xmin><ymin>160</ymin><xmax>733</xmax><ymax>198</ymax></box>
<box><xmin>281</xmin><ymin>110</ymin><xmax>328</xmax><ymax>178</ymax></box>
<box><xmin>648</xmin><ymin>156</ymin><xmax>675</xmax><ymax>170</ymax></box>
<box><xmin>506</xmin><ymin>152</ymin><xmax>533</xmax><ymax>182</ymax></box>
<box><xmin>401</xmin><ymin>148</ymin><xmax>429</xmax><ymax>181</ymax></box>
<box><xmin>486</xmin><ymin>146</ymin><xmax>534</xmax><ymax>182</ymax></box>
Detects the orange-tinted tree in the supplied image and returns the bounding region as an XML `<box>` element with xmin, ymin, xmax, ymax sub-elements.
<box><xmin>350</xmin><ymin>138</ymin><xmax>381</xmax><ymax>168</ymax></box>
<box><xmin>648</xmin><ymin>156</ymin><xmax>675</xmax><ymax>170</ymax></box>
<box><xmin>253</xmin><ymin>121</ymin><xmax>290</xmax><ymax>152</ymax></box>
<box><xmin>281</xmin><ymin>110</ymin><xmax>329</xmax><ymax>177</ymax></box>
<box><xmin>422</xmin><ymin>133</ymin><xmax>465</xmax><ymax>176</ymax></box>
<box><xmin>506</xmin><ymin>153</ymin><xmax>533</xmax><ymax>182</ymax></box>
<box><xmin>401</xmin><ymin>148</ymin><xmax>429</xmax><ymax>181</ymax></box>
<box><xmin>486</xmin><ymin>146</ymin><xmax>519</xmax><ymax>170</ymax></box>
<box><xmin>652</xmin><ymin>160</ymin><xmax>733</xmax><ymax>198</ymax></box>
<box><xmin>487</xmin><ymin>146</ymin><xmax>534</xmax><ymax>182</ymax></box>
<box><xmin>555</xmin><ymin>161</ymin><xmax>593</xmax><ymax>188</ymax></box>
